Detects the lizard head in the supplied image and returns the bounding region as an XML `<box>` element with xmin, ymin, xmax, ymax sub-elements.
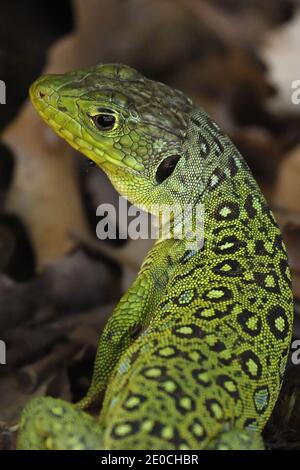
<box><xmin>30</xmin><ymin>64</ymin><xmax>195</xmax><ymax>214</ymax></box>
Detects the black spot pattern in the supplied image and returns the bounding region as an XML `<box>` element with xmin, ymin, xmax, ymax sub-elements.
<box><xmin>111</xmin><ymin>420</ymin><xmax>140</xmax><ymax>439</ymax></box>
<box><xmin>244</xmin><ymin>195</ymin><xmax>257</xmax><ymax>219</ymax></box>
<box><xmin>253</xmin><ymin>386</ymin><xmax>270</xmax><ymax>415</ymax></box>
<box><xmin>195</xmin><ymin>303</ymin><xmax>234</xmax><ymax>321</ymax></box>
<box><xmin>192</xmin><ymin>368</ymin><xmax>212</xmax><ymax>387</ymax></box>
<box><xmin>213</xmin><ymin>259</ymin><xmax>242</xmax><ymax>277</ymax></box>
<box><xmin>214</xmin><ymin>235</ymin><xmax>246</xmax><ymax>255</ymax></box>
<box><xmin>172</xmin><ymin>324</ymin><xmax>206</xmax><ymax>339</ymax></box>
<box><xmin>254</xmin><ymin>272</ymin><xmax>280</xmax><ymax>293</ymax></box>
<box><xmin>205</xmin><ymin>399</ymin><xmax>224</xmax><ymax>421</ymax></box>
<box><xmin>123</xmin><ymin>393</ymin><xmax>147</xmax><ymax>411</ymax></box>
<box><xmin>173</xmin><ymin>288</ymin><xmax>198</xmax><ymax>306</ymax></box>
<box><xmin>267</xmin><ymin>306</ymin><xmax>289</xmax><ymax>340</ymax></box>
<box><xmin>240</xmin><ymin>350</ymin><xmax>262</xmax><ymax>380</ymax></box>
<box><xmin>203</xmin><ymin>286</ymin><xmax>233</xmax><ymax>302</ymax></box>
<box><xmin>208</xmin><ymin>167</ymin><xmax>226</xmax><ymax>190</ymax></box>
<box><xmin>188</xmin><ymin>418</ymin><xmax>207</xmax><ymax>443</ymax></box>
<box><xmin>227</xmin><ymin>156</ymin><xmax>239</xmax><ymax>176</ymax></box>
<box><xmin>279</xmin><ymin>258</ymin><xmax>292</xmax><ymax>287</ymax></box>
<box><xmin>237</xmin><ymin>310</ymin><xmax>262</xmax><ymax>337</ymax></box>
<box><xmin>254</xmin><ymin>240</ymin><xmax>269</xmax><ymax>256</ymax></box>
<box><xmin>215</xmin><ymin>202</ymin><xmax>240</xmax><ymax>221</ymax></box>
<box><xmin>216</xmin><ymin>375</ymin><xmax>240</xmax><ymax>401</ymax></box>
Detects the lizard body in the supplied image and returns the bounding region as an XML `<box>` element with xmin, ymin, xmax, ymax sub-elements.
<box><xmin>17</xmin><ymin>64</ymin><xmax>293</xmax><ymax>450</ymax></box>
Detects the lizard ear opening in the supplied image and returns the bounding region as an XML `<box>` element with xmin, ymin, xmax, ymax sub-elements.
<box><xmin>155</xmin><ymin>155</ymin><xmax>181</xmax><ymax>184</ymax></box>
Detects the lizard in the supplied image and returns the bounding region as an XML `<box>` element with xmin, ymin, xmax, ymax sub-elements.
<box><xmin>17</xmin><ymin>64</ymin><xmax>293</xmax><ymax>450</ymax></box>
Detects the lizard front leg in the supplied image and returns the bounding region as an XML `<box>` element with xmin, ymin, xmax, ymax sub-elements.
<box><xmin>77</xmin><ymin>240</ymin><xmax>173</xmax><ymax>410</ymax></box>
<box><xmin>17</xmin><ymin>397</ymin><xmax>103</xmax><ymax>450</ymax></box>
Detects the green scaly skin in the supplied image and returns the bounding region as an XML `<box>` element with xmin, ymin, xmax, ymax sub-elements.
<box><xmin>17</xmin><ymin>64</ymin><xmax>293</xmax><ymax>450</ymax></box>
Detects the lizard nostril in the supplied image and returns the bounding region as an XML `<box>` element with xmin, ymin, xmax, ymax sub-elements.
<box><xmin>39</xmin><ymin>91</ymin><xmax>46</xmax><ymax>99</ymax></box>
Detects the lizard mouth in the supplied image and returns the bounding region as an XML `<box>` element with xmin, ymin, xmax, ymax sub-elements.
<box><xmin>29</xmin><ymin>78</ymin><xmax>143</xmax><ymax>172</ymax></box>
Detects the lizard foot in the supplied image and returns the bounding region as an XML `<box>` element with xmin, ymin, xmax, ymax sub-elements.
<box><xmin>208</xmin><ymin>428</ymin><xmax>265</xmax><ymax>450</ymax></box>
<box><xmin>17</xmin><ymin>396</ymin><xmax>103</xmax><ymax>450</ymax></box>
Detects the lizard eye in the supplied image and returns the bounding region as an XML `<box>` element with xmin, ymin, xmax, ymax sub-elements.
<box><xmin>92</xmin><ymin>112</ymin><xmax>116</xmax><ymax>131</ymax></box>
<box><xmin>155</xmin><ymin>155</ymin><xmax>181</xmax><ymax>184</ymax></box>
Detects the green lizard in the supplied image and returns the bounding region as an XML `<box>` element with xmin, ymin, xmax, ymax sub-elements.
<box><xmin>17</xmin><ymin>64</ymin><xmax>293</xmax><ymax>450</ymax></box>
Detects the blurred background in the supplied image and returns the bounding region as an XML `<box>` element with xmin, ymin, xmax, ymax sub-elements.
<box><xmin>1</xmin><ymin>0</ymin><xmax>300</xmax><ymax>449</ymax></box>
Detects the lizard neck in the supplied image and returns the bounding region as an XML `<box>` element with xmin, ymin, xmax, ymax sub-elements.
<box><xmin>171</xmin><ymin>108</ymin><xmax>275</xmax><ymax>256</ymax></box>
<box><xmin>202</xmin><ymin>157</ymin><xmax>263</xmax><ymax>252</ymax></box>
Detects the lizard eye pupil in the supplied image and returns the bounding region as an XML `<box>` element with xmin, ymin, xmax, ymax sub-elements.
<box><xmin>94</xmin><ymin>114</ymin><xmax>116</xmax><ymax>131</ymax></box>
<box><xmin>155</xmin><ymin>155</ymin><xmax>181</xmax><ymax>184</ymax></box>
